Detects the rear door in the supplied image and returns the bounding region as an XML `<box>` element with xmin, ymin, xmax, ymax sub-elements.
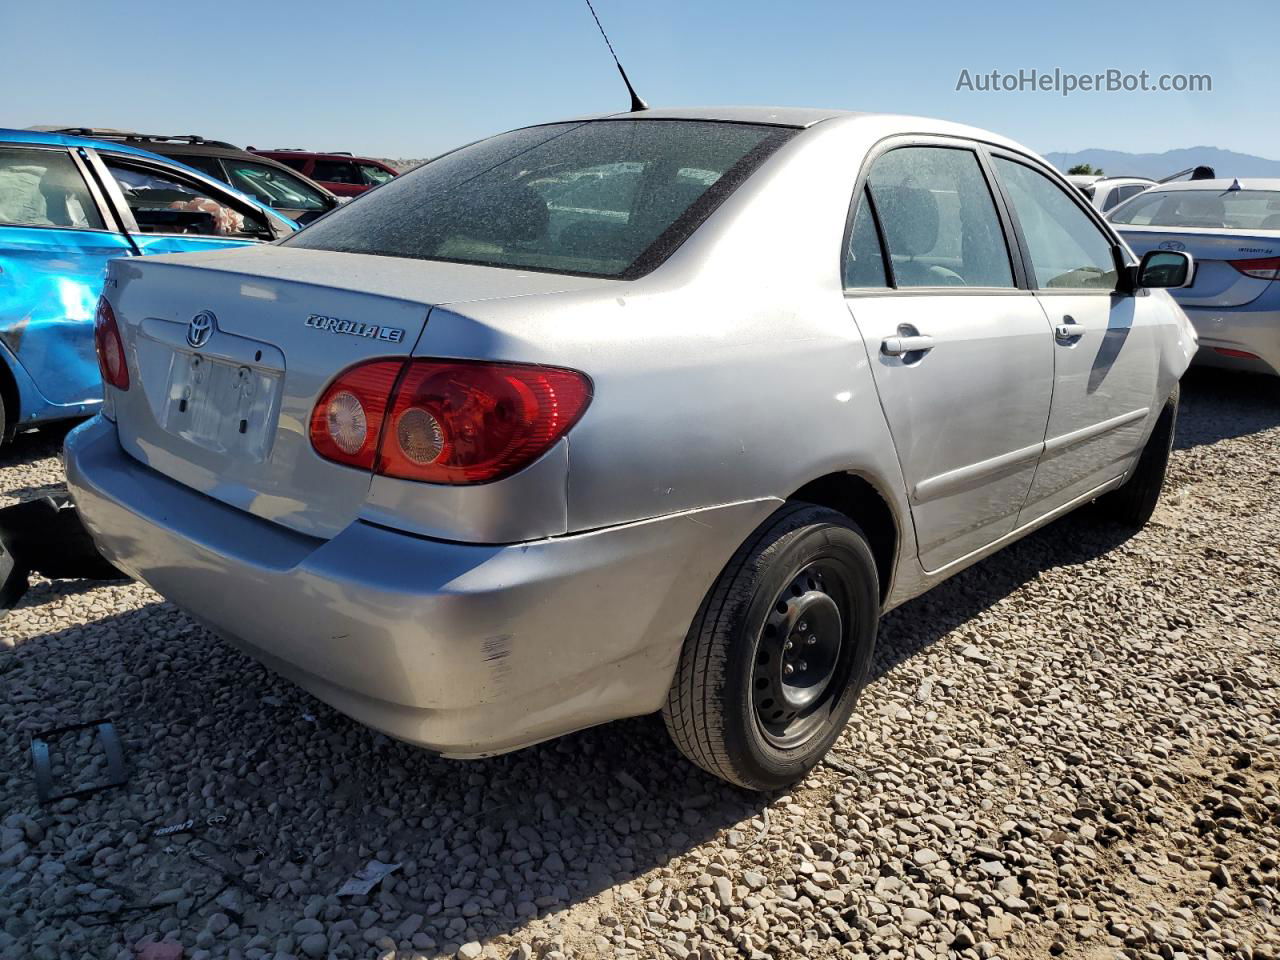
<box><xmin>843</xmin><ymin>140</ymin><xmax>1055</xmax><ymax>572</ymax></box>
<box><xmin>0</xmin><ymin>143</ymin><xmax>135</xmax><ymax>410</ymax></box>
<box><xmin>989</xmin><ymin>153</ymin><xmax>1160</xmax><ymax>522</ymax></box>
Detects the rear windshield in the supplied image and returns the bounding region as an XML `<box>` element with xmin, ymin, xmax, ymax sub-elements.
<box><xmin>1110</xmin><ymin>188</ymin><xmax>1280</xmax><ymax>230</ymax></box>
<box><xmin>284</xmin><ymin>120</ymin><xmax>795</xmax><ymax>278</ymax></box>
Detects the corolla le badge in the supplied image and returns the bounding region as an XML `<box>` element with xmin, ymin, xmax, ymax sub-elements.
<box><xmin>187</xmin><ymin>311</ymin><xmax>215</xmax><ymax>348</ymax></box>
<box><xmin>1158</xmin><ymin>240</ymin><xmax>1187</xmax><ymax>252</ymax></box>
<box><xmin>304</xmin><ymin>314</ymin><xmax>406</xmax><ymax>344</ymax></box>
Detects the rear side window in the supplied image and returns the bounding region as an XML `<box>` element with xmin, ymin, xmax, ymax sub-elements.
<box><xmin>223</xmin><ymin>159</ymin><xmax>329</xmax><ymax>211</ymax></box>
<box><xmin>1110</xmin><ymin>188</ymin><xmax>1280</xmax><ymax>230</ymax></box>
<box><xmin>312</xmin><ymin>160</ymin><xmax>359</xmax><ymax>184</ymax></box>
<box><xmin>865</xmin><ymin>146</ymin><xmax>1014</xmax><ymax>288</ymax></box>
<box><xmin>287</xmin><ymin>120</ymin><xmax>794</xmax><ymax>279</ymax></box>
<box><xmin>994</xmin><ymin>157</ymin><xmax>1118</xmax><ymax>290</ymax></box>
<box><xmin>0</xmin><ymin>146</ymin><xmax>104</xmax><ymax>230</ymax></box>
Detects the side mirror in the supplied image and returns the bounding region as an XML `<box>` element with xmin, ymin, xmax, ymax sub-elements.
<box><xmin>1136</xmin><ymin>249</ymin><xmax>1194</xmax><ymax>289</ymax></box>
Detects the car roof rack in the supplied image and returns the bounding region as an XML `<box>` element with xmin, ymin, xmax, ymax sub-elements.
<box><xmin>52</xmin><ymin>128</ymin><xmax>241</xmax><ymax>150</ymax></box>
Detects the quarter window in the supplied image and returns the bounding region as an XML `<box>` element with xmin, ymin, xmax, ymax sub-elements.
<box><xmin>0</xmin><ymin>147</ymin><xmax>103</xmax><ymax>230</ymax></box>
<box><xmin>864</xmin><ymin>146</ymin><xmax>1014</xmax><ymax>288</ymax></box>
<box><xmin>993</xmin><ymin>157</ymin><xmax>1118</xmax><ymax>290</ymax></box>
<box><xmin>844</xmin><ymin>187</ymin><xmax>887</xmax><ymax>287</ymax></box>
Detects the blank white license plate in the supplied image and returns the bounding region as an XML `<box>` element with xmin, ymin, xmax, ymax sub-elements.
<box><xmin>163</xmin><ymin>351</ymin><xmax>282</xmax><ymax>462</ymax></box>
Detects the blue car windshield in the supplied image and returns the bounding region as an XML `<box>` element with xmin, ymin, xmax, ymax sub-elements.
<box><xmin>284</xmin><ymin>120</ymin><xmax>796</xmax><ymax>279</ymax></box>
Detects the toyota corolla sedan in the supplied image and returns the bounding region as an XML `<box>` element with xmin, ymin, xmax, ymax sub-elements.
<box><xmin>1109</xmin><ymin>178</ymin><xmax>1280</xmax><ymax>377</ymax></box>
<box><xmin>66</xmin><ymin>107</ymin><xmax>1196</xmax><ymax>790</ymax></box>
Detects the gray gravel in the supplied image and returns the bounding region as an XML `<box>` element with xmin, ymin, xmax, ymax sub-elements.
<box><xmin>2</xmin><ymin>369</ymin><xmax>1278</xmax><ymax>960</ymax></box>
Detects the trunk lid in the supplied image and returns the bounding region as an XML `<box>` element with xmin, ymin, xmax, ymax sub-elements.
<box><xmin>1116</xmin><ymin>226</ymin><xmax>1279</xmax><ymax>308</ymax></box>
<box><xmin>108</xmin><ymin>246</ymin><xmax>610</xmax><ymax>539</ymax></box>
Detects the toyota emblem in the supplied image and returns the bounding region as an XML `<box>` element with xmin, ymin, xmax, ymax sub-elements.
<box><xmin>187</xmin><ymin>311</ymin><xmax>215</xmax><ymax>348</ymax></box>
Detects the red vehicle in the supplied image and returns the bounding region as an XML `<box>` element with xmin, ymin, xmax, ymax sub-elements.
<box><xmin>251</xmin><ymin>150</ymin><xmax>398</xmax><ymax>197</ymax></box>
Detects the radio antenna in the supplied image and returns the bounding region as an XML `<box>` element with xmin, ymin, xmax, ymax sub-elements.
<box><xmin>584</xmin><ymin>0</ymin><xmax>648</xmax><ymax>112</ymax></box>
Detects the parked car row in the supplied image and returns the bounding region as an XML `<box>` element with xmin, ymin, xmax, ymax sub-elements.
<box><xmin>0</xmin><ymin>128</ymin><xmax>401</xmax><ymax>442</ymax></box>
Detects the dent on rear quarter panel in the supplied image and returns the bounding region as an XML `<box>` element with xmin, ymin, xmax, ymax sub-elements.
<box><xmin>0</xmin><ymin>234</ymin><xmax>107</xmax><ymax>411</ymax></box>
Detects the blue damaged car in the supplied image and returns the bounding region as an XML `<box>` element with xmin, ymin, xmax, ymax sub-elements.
<box><xmin>0</xmin><ymin>130</ymin><xmax>296</xmax><ymax>444</ymax></box>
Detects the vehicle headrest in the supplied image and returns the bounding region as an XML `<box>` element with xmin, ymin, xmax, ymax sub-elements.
<box><xmin>467</xmin><ymin>180</ymin><xmax>549</xmax><ymax>244</ymax></box>
<box><xmin>873</xmin><ymin>184</ymin><xmax>939</xmax><ymax>257</ymax></box>
<box><xmin>1176</xmin><ymin>193</ymin><xmax>1225</xmax><ymax>220</ymax></box>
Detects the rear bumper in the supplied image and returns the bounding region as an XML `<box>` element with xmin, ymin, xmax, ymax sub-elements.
<box><xmin>1183</xmin><ymin>302</ymin><xmax>1280</xmax><ymax>376</ymax></box>
<box><xmin>65</xmin><ymin>417</ymin><xmax>775</xmax><ymax>756</ymax></box>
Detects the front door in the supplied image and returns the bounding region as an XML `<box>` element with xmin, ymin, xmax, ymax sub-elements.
<box><xmin>87</xmin><ymin>150</ymin><xmax>273</xmax><ymax>256</ymax></box>
<box><xmin>843</xmin><ymin>142</ymin><xmax>1055</xmax><ymax>572</ymax></box>
<box><xmin>989</xmin><ymin>155</ymin><xmax>1159</xmax><ymax>521</ymax></box>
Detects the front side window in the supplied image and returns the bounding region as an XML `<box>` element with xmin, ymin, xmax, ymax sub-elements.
<box><xmin>359</xmin><ymin>162</ymin><xmax>394</xmax><ymax>186</ymax></box>
<box><xmin>1110</xmin><ymin>188</ymin><xmax>1280</xmax><ymax>230</ymax></box>
<box><xmin>287</xmin><ymin>120</ymin><xmax>792</xmax><ymax>279</ymax></box>
<box><xmin>312</xmin><ymin>160</ymin><xmax>359</xmax><ymax>184</ymax></box>
<box><xmin>0</xmin><ymin>146</ymin><xmax>104</xmax><ymax>230</ymax></box>
<box><xmin>865</xmin><ymin>146</ymin><xmax>1014</xmax><ymax>288</ymax></box>
<box><xmin>102</xmin><ymin>157</ymin><xmax>268</xmax><ymax>237</ymax></box>
<box><xmin>994</xmin><ymin>157</ymin><xmax>1118</xmax><ymax>290</ymax></box>
<box><xmin>222</xmin><ymin>159</ymin><xmax>329</xmax><ymax>211</ymax></box>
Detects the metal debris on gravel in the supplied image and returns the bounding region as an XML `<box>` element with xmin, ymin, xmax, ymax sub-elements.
<box><xmin>2</xmin><ymin>370</ymin><xmax>1278</xmax><ymax>960</ymax></box>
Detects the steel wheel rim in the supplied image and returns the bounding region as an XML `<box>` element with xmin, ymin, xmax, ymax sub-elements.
<box><xmin>751</xmin><ymin>558</ymin><xmax>853</xmax><ymax>749</ymax></box>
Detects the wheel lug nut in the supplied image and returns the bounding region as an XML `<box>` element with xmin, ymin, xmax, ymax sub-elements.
<box><xmin>784</xmin><ymin>664</ymin><xmax>794</xmax><ymax>676</ymax></box>
<box><xmin>807</xmin><ymin>635</ymin><xmax>817</xmax><ymax>646</ymax></box>
<box><xmin>797</xmin><ymin>621</ymin><xmax>807</xmax><ymax>632</ymax></box>
<box><xmin>783</xmin><ymin>641</ymin><xmax>793</xmax><ymax>652</ymax></box>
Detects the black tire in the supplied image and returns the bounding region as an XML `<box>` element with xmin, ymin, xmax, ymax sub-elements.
<box><xmin>662</xmin><ymin>502</ymin><xmax>880</xmax><ymax>791</ymax></box>
<box><xmin>1103</xmin><ymin>382</ymin><xmax>1179</xmax><ymax>528</ymax></box>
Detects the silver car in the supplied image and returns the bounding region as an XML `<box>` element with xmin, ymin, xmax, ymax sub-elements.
<box><xmin>1109</xmin><ymin>178</ymin><xmax>1280</xmax><ymax>376</ymax></box>
<box><xmin>66</xmin><ymin>107</ymin><xmax>1197</xmax><ymax>790</ymax></box>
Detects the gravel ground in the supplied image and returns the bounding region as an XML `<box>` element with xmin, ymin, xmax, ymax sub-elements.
<box><xmin>2</xmin><ymin>369</ymin><xmax>1278</xmax><ymax>960</ymax></box>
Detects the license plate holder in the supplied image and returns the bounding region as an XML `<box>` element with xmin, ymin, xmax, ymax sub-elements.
<box><xmin>163</xmin><ymin>351</ymin><xmax>282</xmax><ymax>462</ymax></box>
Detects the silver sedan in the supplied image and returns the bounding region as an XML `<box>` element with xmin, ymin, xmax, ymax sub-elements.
<box><xmin>1110</xmin><ymin>178</ymin><xmax>1280</xmax><ymax>376</ymax></box>
<box><xmin>66</xmin><ymin>107</ymin><xmax>1196</xmax><ymax>789</ymax></box>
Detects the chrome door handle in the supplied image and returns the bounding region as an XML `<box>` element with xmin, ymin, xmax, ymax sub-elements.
<box><xmin>1054</xmin><ymin>319</ymin><xmax>1086</xmax><ymax>341</ymax></box>
<box><xmin>881</xmin><ymin>334</ymin><xmax>936</xmax><ymax>357</ymax></box>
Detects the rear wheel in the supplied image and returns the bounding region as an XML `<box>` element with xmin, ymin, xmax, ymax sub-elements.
<box><xmin>662</xmin><ymin>503</ymin><xmax>880</xmax><ymax>791</ymax></box>
<box><xmin>1103</xmin><ymin>383</ymin><xmax>1179</xmax><ymax>528</ymax></box>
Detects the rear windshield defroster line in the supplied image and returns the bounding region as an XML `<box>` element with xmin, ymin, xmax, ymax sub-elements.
<box><xmin>283</xmin><ymin>120</ymin><xmax>799</xmax><ymax>280</ymax></box>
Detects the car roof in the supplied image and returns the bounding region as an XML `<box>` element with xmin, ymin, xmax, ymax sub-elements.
<box><xmin>1142</xmin><ymin>178</ymin><xmax>1280</xmax><ymax>192</ymax></box>
<box><xmin>0</xmin><ymin>127</ymin><xmax>214</xmax><ymax>164</ymax></box>
<box><xmin>257</xmin><ymin>149</ymin><xmax>391</xmax><ymax>165</ymax></box>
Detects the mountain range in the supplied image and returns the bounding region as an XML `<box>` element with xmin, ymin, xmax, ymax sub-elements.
<box><xmin>1043</xmin><ymin>146</ymin><xmax>1280</xmax><ymax>180</ymax></box>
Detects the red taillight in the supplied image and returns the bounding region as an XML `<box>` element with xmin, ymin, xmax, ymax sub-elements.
<box><xmin>308</xmin><ymin>359</ymin><xmax>592</xmax><ymax>484</ymax></box>
<box><xmin>309</xmin><ymin>360</ymin><xmax>403</xmax><ymax>470</ymax></box>
<box><xmin>1228</xmin><ymin>256</ymin><xmax>1280</xmax><ymax>280</ymax></box>
<box><xmin>1213</xmin><ymin>347</ymin><xmax>1260</xmax><ymax>360</ymax></box>
<box><xmin>93</xmin><ymin>297</ymin><xmax>129</xmax><ymax>390</ymax></box>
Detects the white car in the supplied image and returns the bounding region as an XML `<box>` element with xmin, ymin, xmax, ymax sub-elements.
<box><xmin>1068</xmin><ymin>174</ymin><xmax>1155</xmax><ymax>213</ymax></box>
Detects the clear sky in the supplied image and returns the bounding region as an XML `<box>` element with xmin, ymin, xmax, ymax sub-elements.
<box><xmin>4</xmin><ymin>0</ymin><xmax>1275</xmax><ymax>161</ymax></box>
